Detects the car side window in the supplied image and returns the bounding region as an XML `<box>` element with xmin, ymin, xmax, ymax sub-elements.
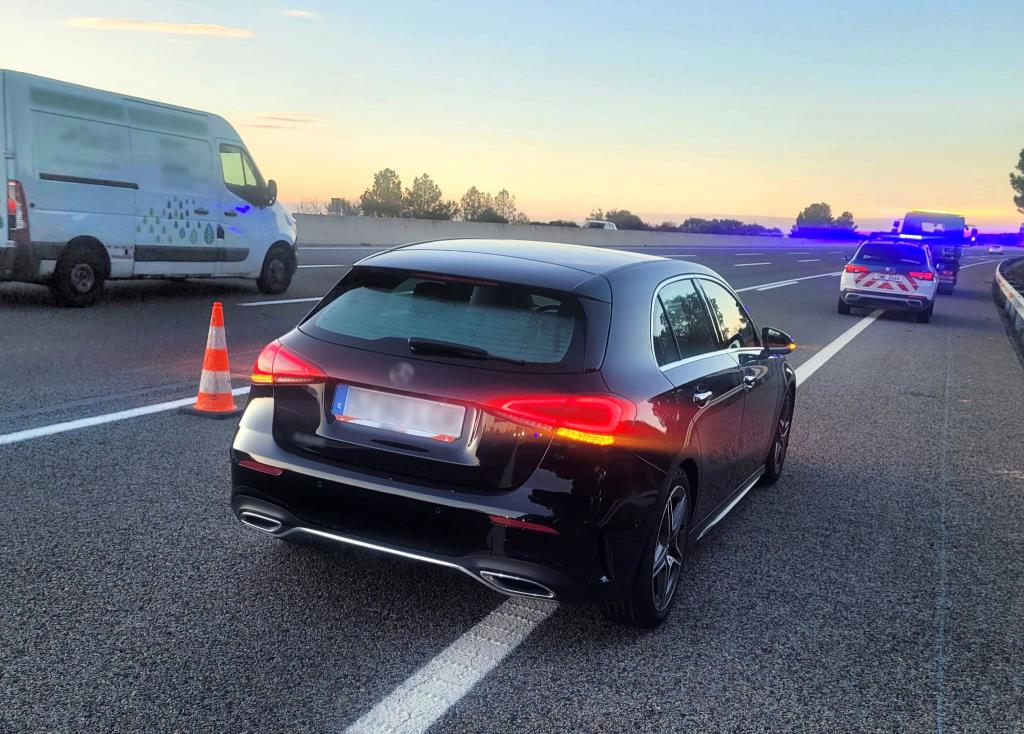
<box><xmin>698</xmin><ymin>279</ymin><xmax>760</xmax><ymax>349</ymax></box>
<box><xmin>652</xmin><ymin>300</ymin><xmax>680</xmax><ymax>366</ymax></box>
<box><xmin>219</xmin><ymin>144</ymin><xmax>265</xmax><ymax>205</ymax></box>
<box><xmin>658</xmin><ymin>279</ymin><xmax>718</xmax><ymax>360</ymax></box>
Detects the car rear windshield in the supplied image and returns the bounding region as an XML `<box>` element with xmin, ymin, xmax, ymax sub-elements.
<box><xmin>302</xmin><ymin>267</ymin><xmax>585</xmax><ymax>368</ymax></box>
<box><xmin>854</xmin><ymin>244</ymin><xmax>927</xmax><ymax>267</ymax></box>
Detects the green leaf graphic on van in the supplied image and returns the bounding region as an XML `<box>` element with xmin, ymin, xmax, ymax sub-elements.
<box><xmin>204</xmin><ymin>224</ymin><xmax>215</xmax><ymax>245</ymax></box>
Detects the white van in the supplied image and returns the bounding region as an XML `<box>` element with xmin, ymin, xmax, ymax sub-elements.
<box><xmin>581</xmin><ymin>219</ymin><xmax>617</xmax><ymax>230</ymax></box>
<box><xmin>1</xmin><ymin>70</ymin><xmax>297</xmax><ymax>306</ymax></box>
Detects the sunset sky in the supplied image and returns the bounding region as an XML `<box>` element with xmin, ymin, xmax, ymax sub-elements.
<box><xmin>5</xmin><ymin>0</ymin><xmax>1023</xmax><ymax>229</ymax></box>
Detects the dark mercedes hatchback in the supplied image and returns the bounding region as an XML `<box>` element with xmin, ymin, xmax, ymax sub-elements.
<box><xmin>231</xmin><ymin>239</ymin><xmax>797</xmax><ymax>626</ymax></box>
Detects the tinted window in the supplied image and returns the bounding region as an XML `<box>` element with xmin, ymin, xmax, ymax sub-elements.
<box><xmin>305</xmin><ymin>268</ymin><xmax>581</xmax><ymax>366</ymax></box>
<box><xmin>658</xmin><ymin>280</ymin><xmax>717</xmax><ymax>359</ymax></box>
<box><xmin>698</xmin><ymin>279</ymin><xmax>759</xmax><ymax>349</ymax></box>
<box><xmin>855</xmin><ymin>244</ymin><xmax>927</xmax><ymax>267</ymax></box>
<box><xmin>652</xmin><ymin>300</ymin><xmax>680</xmax><ymax>366</ymax></box>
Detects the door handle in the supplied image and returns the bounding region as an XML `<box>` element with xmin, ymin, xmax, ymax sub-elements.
<box><xmin>693</xmin><ymin>388</ymin><xmax>714</xmax><ymax>406</ymax></box>
<box><xmin>193</xmin><ymin>207</ymin><xmax>209</xmax><ymax>216</ymax></box>
<box><xmin>224</xmin><ymin>211</ymin><xmax>238</xmax><ymax>217</ymax></box>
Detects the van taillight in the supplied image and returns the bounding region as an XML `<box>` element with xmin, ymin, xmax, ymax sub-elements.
<box><xmin>486</xmin><ymin>394</ymin><xmax>636</xmax><ymax>446</ymax></box>
<box><xmin>7</xmin><ymin>180</ymin><xmax>29</xmax><ymax>243</ymax></box>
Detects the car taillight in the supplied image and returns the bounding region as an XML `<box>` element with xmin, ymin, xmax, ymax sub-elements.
<box><xmin>844</xmin><ymin>263</ymin><xmax>869</xmax><ymax>274</ymax></box>
<box><xmin>485</xmin><ymin>394</ymin><xmax>635</xmax><ymax>446</ymax></box>
<box><xmin>909</xmin><ymin>271</ymin><xmax>934</xmax><ymax>281</ymax></box>
<box><xmin>7</xmin><ymin>180</ymin><xmax>29</xmax><ymax>243</ymax></box>
<box><xmin>250</xmin><ymin>340</ymin><xmax>326</xmax><ymax>384</ymax></box>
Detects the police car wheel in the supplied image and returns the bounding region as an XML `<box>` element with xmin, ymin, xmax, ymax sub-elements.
<box><xmin>917</xmin><ymin>305</ymin><xmax>933</xmax><ymax>324</ymax></box>
<box><xmin>837</xmin><ymin>298</ymin><xmax>851</xmax><ymax>315</ymax></box>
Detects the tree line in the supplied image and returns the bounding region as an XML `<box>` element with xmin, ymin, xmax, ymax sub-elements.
<box><xmin>295</xmin><ymin>169</ymin><xmax>529</xmax><ymax>223</ymax></box>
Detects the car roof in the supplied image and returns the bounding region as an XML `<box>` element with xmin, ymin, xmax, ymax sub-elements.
<box><xmin>357</xmin><ymin>239</ymin><xmax>717</xmax><ymax>301</ymax></box>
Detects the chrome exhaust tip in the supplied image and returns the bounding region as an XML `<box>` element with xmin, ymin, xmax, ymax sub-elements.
<box><xmin>479</xmin><ymin>570</ymin><xmax>556</xmax><ymax>600</ymax></box>
<box><xmin>239</xmin><ymin>511</ymin><xmax>283</xmax><ymax>534</ymax></box>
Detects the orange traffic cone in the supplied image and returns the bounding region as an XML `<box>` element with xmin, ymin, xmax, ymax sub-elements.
<box><xmin>180</xmin><ymin>301</ymin><xmax>244</xmax><ymax>418</ymax></box>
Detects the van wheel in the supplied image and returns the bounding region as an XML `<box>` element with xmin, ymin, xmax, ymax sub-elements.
<box><xmin>602</xmin><ymin>471</ymin><xmax>690</xmax><ymax>628</ymax></box>
<box><xmin>257</xmin><ymin>246</ymin><xmax>294</xmax><ymax>294</ymax></box>
<box><xmin>837</xmin><ymin>298</ymin><xmax>851</xmax><ymax>315</ymax></box>
<box><xmin>917</xmin><ymin>304</ymin><xmax>933</xmax><ymax>324</ymax></box>
<box><xmin>51</xmin><ymin>244</ymin><xmax>106</xmax><ymax>307</ymax></box>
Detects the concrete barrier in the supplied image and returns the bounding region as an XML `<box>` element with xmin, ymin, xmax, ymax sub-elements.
<box><xmin>294</xmin><ymin>214</ymin><xmax>803</xmax><ymax>249</ymax></box>
<box><xmin>994</xmin><ymin>259</ymin><xmax>1024</xmax><ymax>350</ymax></box>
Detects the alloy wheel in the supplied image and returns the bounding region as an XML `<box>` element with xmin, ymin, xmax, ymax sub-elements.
<box><xmin>651</xmin><ymin>484</ymin><xmax>687</xmax><ymax>612</ymax></box>
<box><xmin>773</xmin><ymin>394</ymin><xmax>793</xmax><ymax>471</ymax></box>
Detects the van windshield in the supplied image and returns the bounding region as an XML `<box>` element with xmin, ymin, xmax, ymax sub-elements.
<box><xmin>302</xmin><ymin>267</ymin><xmax>585</xmax><ymax>368</ymax></box>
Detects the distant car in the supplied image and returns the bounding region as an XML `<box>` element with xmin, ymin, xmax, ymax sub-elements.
<box><xmin>838</xmin><ymin>242</ymin><xmax>937</xmax><ymax>323</ymax></box>
<box><xmin>231</xmin><ymin>239</ymin><xmax>797</xmax><ymax>627</ymax></box>
<box><xmin>988</xmin><ymin>244</ymin><xmax>1005</xmax><ymax>254</ymax></box>
<box><xmin>582</xmin><ymin>219</ymin><xmax>618</xmax><ymax>230</ymax></box>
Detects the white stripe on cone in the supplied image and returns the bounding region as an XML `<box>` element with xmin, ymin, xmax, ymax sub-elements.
<box><xmin>199</xmin><ymin>369</ymin><xmax>233</xmax><ymax>395</ymax></box>
<box><xmin>206</xmin><ymin>326</ymin><xmax>227</xmax><ymax>350</ymax></box>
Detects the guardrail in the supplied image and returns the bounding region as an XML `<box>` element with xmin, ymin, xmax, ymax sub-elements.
<box><xmin>994</xmin><ymin>258</ymin><xmax>1024</xmax><ymax>350</ymax></box>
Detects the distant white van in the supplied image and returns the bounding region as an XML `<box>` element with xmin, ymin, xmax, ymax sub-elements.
<box><xmin>1</xmin><ymin>70</ymin><xmax>297</xmax><ymax>306</ymax></box>
<box><xmin>582</xmin><ymin>219</ymin><xmax>617</xmax><ymax>230</ymax></box>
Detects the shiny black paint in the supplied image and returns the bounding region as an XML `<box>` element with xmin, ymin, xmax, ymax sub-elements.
<box><xmin>231</xmin><ymin>239</ymin><xmax>796</xmax><ymax>603</ymax></box>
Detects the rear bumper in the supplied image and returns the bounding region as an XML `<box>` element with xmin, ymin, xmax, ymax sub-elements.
<box><xmin>841</xmin><ymin>288</ymin><xmax>932</xmax><ymax>311</ymax></box>
<box><xmin>0</xmin><ymin>240</ymin><xmax>50</xmax><ymax>282</ymax></box>
<box><xmin>229</xmin><ymin>396</ymin><xmax>664</xmax><ymax>603</ymax></box>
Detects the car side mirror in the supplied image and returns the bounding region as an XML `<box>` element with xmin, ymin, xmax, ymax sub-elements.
<box><xmin>970</xmin><ymin>227</ymin><xmax>978</xmax><ymax>237</ymax></box>
<box><xmin>762</xmin><ymin>326</ymin><xmax>796</xmax><ymax>357</ymax></box>
<box><xmin>265</xmin><ymin>179</ymin><xmax>278</xmax><ymax>207</ymax></box>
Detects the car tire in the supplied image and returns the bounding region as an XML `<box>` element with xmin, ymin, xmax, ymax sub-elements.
<box><xmin>602</xmin><ymin>471</ymin><xmax>691</xmax><ymax>628</ymax></box>
<box><xmin>938</xmin><ymin>284</ymin><xmax>953</xmax><ymax>295</ymax></box>
<box><xmin>837</xmin><ymin>298</ymin><xmax>851</xmax><ymax>315</ymax></box>
<box><xmin>760</xmin><ymin>388</ymin><xmax>794</xmax><ymax>487</ymax></box>
<box><xmin>917</xmin><ymin>304</ymin><xmax>933</xmax><ymax>324</ymax></box>
<box><xmin>257</xmin><ymin>245</ymin><xmax>295</xmax><ymax>295</ymax></box>
<box><xmin>51</xmin><ymin>243</ymin><xmax>106</xmax><ymax>307</ymax></box>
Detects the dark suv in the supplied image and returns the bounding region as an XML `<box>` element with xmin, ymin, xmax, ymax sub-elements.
<box><xmin>230</xmin><ymin>239</ymin><xmax>796</xmax><ymax>626</ymax></box>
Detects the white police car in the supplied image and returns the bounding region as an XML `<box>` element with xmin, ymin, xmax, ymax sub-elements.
<box><xmin>838</xmin><ymin>242</ymin><xmax>938</xmax><ymax>323</ymax></box>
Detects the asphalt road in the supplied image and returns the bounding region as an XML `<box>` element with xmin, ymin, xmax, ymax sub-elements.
<box><xmin>1</xmin><ymin>239</ymin><xmax>1021</xmax><ymax>733</ymax></box>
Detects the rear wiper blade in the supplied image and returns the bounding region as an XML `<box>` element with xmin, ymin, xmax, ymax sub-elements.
<box><xmin>407</xmin><ymin>337</ymin><xmax>526</xmax><ymax>365</ymax></box>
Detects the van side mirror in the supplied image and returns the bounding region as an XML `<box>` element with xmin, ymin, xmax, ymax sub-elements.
<box><xmin>970</xmin><ymin>227</ymin><xmax>978</xmax><ymax>237</ymax></box>
<box><xmin>265</xmin><ymin>179</ymin><xmax>278</xmax><ymax>207</ymax></box>
<box><xmin>762</xmin><ymin>326</ymin><xmax>796</xmax><ymax>357</ymax></box>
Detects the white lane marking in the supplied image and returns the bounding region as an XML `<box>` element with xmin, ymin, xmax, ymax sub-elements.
<box><xmin>797</xmin><ymin>258</ymin><xmax>821</xmax><ymax>263</ymax></box>
<box><xmin>297</xmin><ymin>264</ymin><xmax>349</xmax><ymax>269</ymax></box>
<box><xmin>0</xmin><ymin>388</ymin><xmax>251</xmax><ymax>447</ymax></box>
<box><xmin>239</xmin><ymin>296</ymin><xmax>321</xmax><ymax>307</ymax></box>
<box><xmin>755</xmin><ymin>281</ymin><xmax>799</xmax><ymax>291</ymax></box>
<box><xmin>734</xmin><ymin>252</ymin><xmax>763</xmax><ymax>256</ymax></box>
<box><xmin>733</xmin><ymin>262</ymin><xmax>771</xmax><ymax>267</ymax></box>
<box><xmin>668</xmin><ymin>254</ymin><xmax>698</xmax><ymax>258</ymax></box>
<box><xmin>959</xmin><ymin>259</ymin><xmax>1000</xmax><ymax>269</ymax></box>
<box><xmin>735</xmin><ymin>271</ymin><xmax>841</xmax><ymax>292</ymax></box>
<box><xmin>343</xmin><ymin>598</ymin><xmax>556</xmax><ymax>734</ymax></box>
<box><xmin>794</xmin><ymin>310</ymin><xmax>882</xmax><ymax>385</ymax></box>
<box><xmin>787</xmin><ymin>251</ymin><xmax>809</xmax><ymax>255</ymax></box>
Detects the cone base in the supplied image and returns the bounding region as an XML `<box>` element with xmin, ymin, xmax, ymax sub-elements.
<box><xmin>179</xmin><ymin>403</ymin><xmax>244</xmax><ymax>419</ymax></box>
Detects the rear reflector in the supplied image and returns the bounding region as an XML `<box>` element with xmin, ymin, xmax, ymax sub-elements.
<box><xmin>238</xmin><ymin>459</ymin><xmax>284</xmax><ymax>476</ymax></box>
<box><xmin>844</xmin><ymin>263</ymin><xmax>869</xmax><ymax>274</ymax></box>
<box><xmin>488</xmin><ymin>515</ymin><xmax>559</xmax><ymax>535</ymax></box>
<box><xmin>251</xmin><ymin>340</ymin><xmax>327</xmax><ymax>384</ymax></box>
<box><xmin>909</xmin><ymin>271</ymin><xmax>934</xmax><ymax>281</ymax></box>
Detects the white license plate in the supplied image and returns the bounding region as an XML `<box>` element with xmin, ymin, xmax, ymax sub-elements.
<box><xmin>332</xmin><ymin>385</ymin><xmax>465</xmax><ymax>443</ymax></box>
<box><xmin>876</xmin><ymin>273</ymin><xmax>902</xmax><ymax>282</ymax></box>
